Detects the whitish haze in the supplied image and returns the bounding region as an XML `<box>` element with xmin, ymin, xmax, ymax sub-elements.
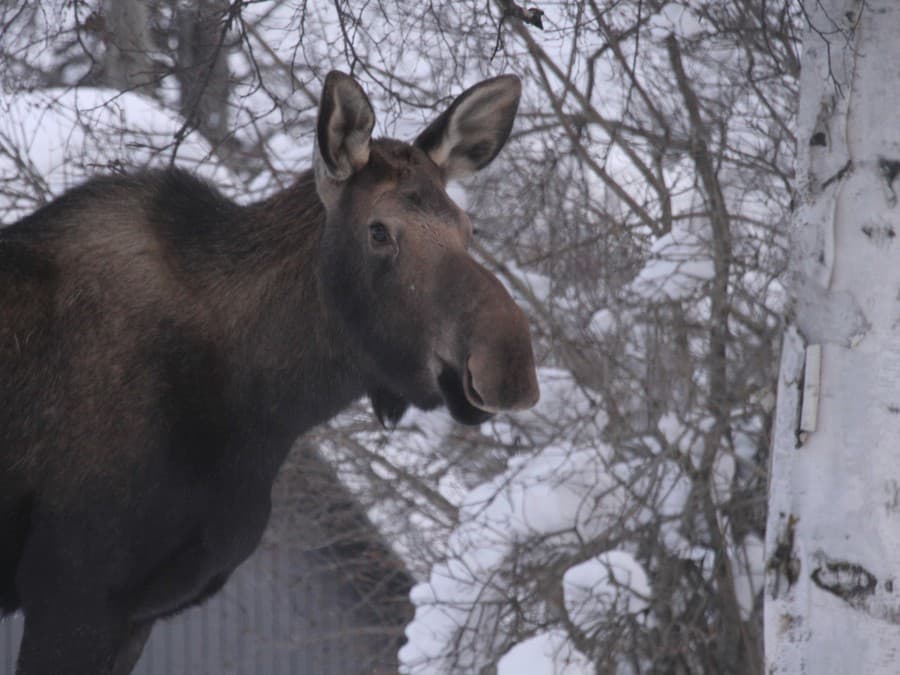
<box><xmin>0</xmin><ymin>1</ymin><xmax>802</xmax><ymax>673</ymax></box>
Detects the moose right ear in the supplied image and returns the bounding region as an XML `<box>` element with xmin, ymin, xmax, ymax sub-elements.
<box><xmin>414</xmin><ymin>75</ymin><xmax>520</xmax><ymax>182</ymax></box>
<box><xmin>314</xmin><ymin>71</ymin><xmax>375</xmax><ymax>203</ymax></box>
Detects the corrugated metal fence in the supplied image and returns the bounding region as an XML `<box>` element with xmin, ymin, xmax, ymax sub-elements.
<box><xmin>1</xmin><ymin>544</ymin><xmax>400</xmax><ymax>674</ymax></box>
<box><xmin>0</xmin><ymin>446</ymin><xmax>411</xmax><ymax>674</ymax></box>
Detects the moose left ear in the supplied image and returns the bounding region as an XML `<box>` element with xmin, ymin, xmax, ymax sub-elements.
<box><xmin>415</xmin><ymin>75</ymin><xmax>521</xmax><ymax>181</ymax></box>
<box><xmin>315</xmin><ymin>71</ymin><xmax>376</xmax><ymax>186</ymax></box>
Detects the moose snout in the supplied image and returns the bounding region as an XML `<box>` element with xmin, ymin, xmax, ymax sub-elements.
<box><xmin>462</xmin><ymin>300</ymin><xmax>540</xmax><ymax>413</ymax></box>
<box><xmin>437</xmin><ymin>252</ymin><xmax>540</xmax><ymax>417</ymax></box>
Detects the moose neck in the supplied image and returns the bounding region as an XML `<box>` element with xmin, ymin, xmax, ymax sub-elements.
<box><xmin>217</xmin><ymin>169</ymin><xmax>364</xmax><ymax>443</ymax></box>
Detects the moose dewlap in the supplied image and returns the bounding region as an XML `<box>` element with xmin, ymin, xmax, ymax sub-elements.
<box><xmin>0</xmin><ymin>71</ymin><xmax>538</xmax><ymax>674</ymax></box>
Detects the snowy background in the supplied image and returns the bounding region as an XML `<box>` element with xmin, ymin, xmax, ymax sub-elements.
<box><xmin>0</xmin><ymin>1</ymin><xmax>802</xmax><ymax>673</ymax></box>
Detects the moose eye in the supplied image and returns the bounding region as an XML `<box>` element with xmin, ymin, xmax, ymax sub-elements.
<box><xmin>369</xmin><ymin>222</ymin><xmax>390</xmax><ymax>244</ymax></box>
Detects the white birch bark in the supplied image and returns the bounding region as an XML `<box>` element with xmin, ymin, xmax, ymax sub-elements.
<box><xmin>766</xmin><ymin>1</ymin><xmax>900</xmax><ymax>672</ymax></box>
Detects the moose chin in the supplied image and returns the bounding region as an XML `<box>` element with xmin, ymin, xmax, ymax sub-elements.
<box><xmin>0</xmin><ymin>70</ymin><xmax>539</xmax><ymax>674</ymax></box>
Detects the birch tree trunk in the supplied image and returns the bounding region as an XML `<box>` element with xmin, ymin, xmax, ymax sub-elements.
<box><xmin>766</xmin><ymin>1</ymin><xmax>900</xmax><ymax>672</ymax></box>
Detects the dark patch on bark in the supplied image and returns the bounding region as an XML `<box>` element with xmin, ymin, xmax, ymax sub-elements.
<box><xmin>822</xmin><ymin>159</ymin><xmax>852</xmax><ymax>189</ymax></box>
<box><xmin>767</xmin><ymin>513</ymin><xmax>800</xmax><ymax>597</ymax></box>
<box><xmin>879</xmin><ymin>157</ymin><xmax>900</xmax><ymax>186</ymax></box>
<box><xmin>811</xmin><ymin>559</ymin><xmax>877</xmax><ymax>600</ymax></box>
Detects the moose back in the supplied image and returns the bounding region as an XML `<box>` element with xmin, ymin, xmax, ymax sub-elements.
<box><xmin>0</xmin><ymin>71</ymin><xmax>538</xmax><ymax>674</ymax></box>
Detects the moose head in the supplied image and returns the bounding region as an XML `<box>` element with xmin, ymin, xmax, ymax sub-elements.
<box><xmin>312</xmin><ymin>71</ymin><xmax>540</xmax><ymax>427</ymax></box>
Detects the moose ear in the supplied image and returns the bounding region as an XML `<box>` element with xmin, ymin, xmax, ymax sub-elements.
<box><xmin>415</xmin><ymin>75</ymin><xmax>521</xmax><ymax>182</ymax></box>
<box><xmin>315</xmin><ymin>71</ymin><xmax>375</xmax><ymax>190</ymax></box>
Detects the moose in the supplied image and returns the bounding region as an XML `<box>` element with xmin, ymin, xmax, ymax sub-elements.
<box><xmin>0</xmin><ymin>71</ymin><xmax>539</xmax><ymax>674</ymax></box>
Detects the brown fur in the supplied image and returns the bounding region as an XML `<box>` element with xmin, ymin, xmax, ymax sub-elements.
<box><xmin>0</xmin><ymin>72</ymin><xmax>538</xmax><ymax>675</ymax></box>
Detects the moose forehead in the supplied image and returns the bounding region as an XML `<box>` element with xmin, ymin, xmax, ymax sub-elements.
<box><xmin>354</xmin><ymin>140</ymin><xmax>466</xmax><ymax>225</ymax></box>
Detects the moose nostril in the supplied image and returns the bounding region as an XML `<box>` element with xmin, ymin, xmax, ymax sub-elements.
<box><xmin>464</xmin><ymin>361</ymin><xmax>486</xmax><ymax>409</ymax></box>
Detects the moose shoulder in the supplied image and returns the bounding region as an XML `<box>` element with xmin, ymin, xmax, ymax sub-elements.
<box><xmin>0</xmin><ymin>72</ymin><xmax>538</xmax><ymax>674</ymax></box>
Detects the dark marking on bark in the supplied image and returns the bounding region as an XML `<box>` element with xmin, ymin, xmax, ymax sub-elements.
<box><xmin>767</xmin><ymin>514</ymin><xmax>800</xmax><ymax>598</ymax></box>
<box><xmin>860</xmin><ymin>222</ymin><xmax>895</xmax><ymax>244</ymax></box>
<box><xmin>886</xmin><ymin>579</ymin><xmax>894</xmax><ymax>593</ymax></box>
<box><xmin>795</xmin><ymin>349</ymin><xmax>807</xmax><ymax>448</ymax></box>
<box><xmin>810</xmin><ymin>132</ymin><xmax>827</xmax><ymax>146</ymax></box>
<box><xmin>778</xmin><ymin>612</ymin><xmax>802</xmax><ymax>636</ymax></box>
<box><xmin>880</xmin><ymin>157</ymin><xmax>900</xmax><ymax>207</ymax></box>
<box><xmin>885</xmin><ymin>479</ymin><xmax>900</xmax><ymax>515</ymax></box>
<box><xmin>822</xmin><ymin>159</ymin><xmax>852</xmax><ymax>189</ymax></box>
<box><xmin>811</xmin><ymin>560</ymin><xmax>877</xmax><ymax>600</ymax></box>
<box><xmin>879</xmin><ymin>157</ymin><xmax>900</xmax><ymax>185</ymax></box>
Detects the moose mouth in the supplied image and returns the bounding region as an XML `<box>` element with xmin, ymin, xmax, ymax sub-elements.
<box><xmin>437</xmin><ymin>364</ymin><xmax>494</xmax><ymax>426</ymax></box>
<box><xmin>370</xmin><ymin>360</ymin><xmax>496</xmax><ymax>428</ymax></box>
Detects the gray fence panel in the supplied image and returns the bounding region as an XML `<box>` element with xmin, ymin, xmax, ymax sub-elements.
<box><xmin>0</xmin><ymin>446</ymin><xmax>411</xmax><ymax>675</ymax></box>
<box><xmin>1</xmin><ymin>539</ymin><xmax>400</xmax><ymax>674</ymax></box>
